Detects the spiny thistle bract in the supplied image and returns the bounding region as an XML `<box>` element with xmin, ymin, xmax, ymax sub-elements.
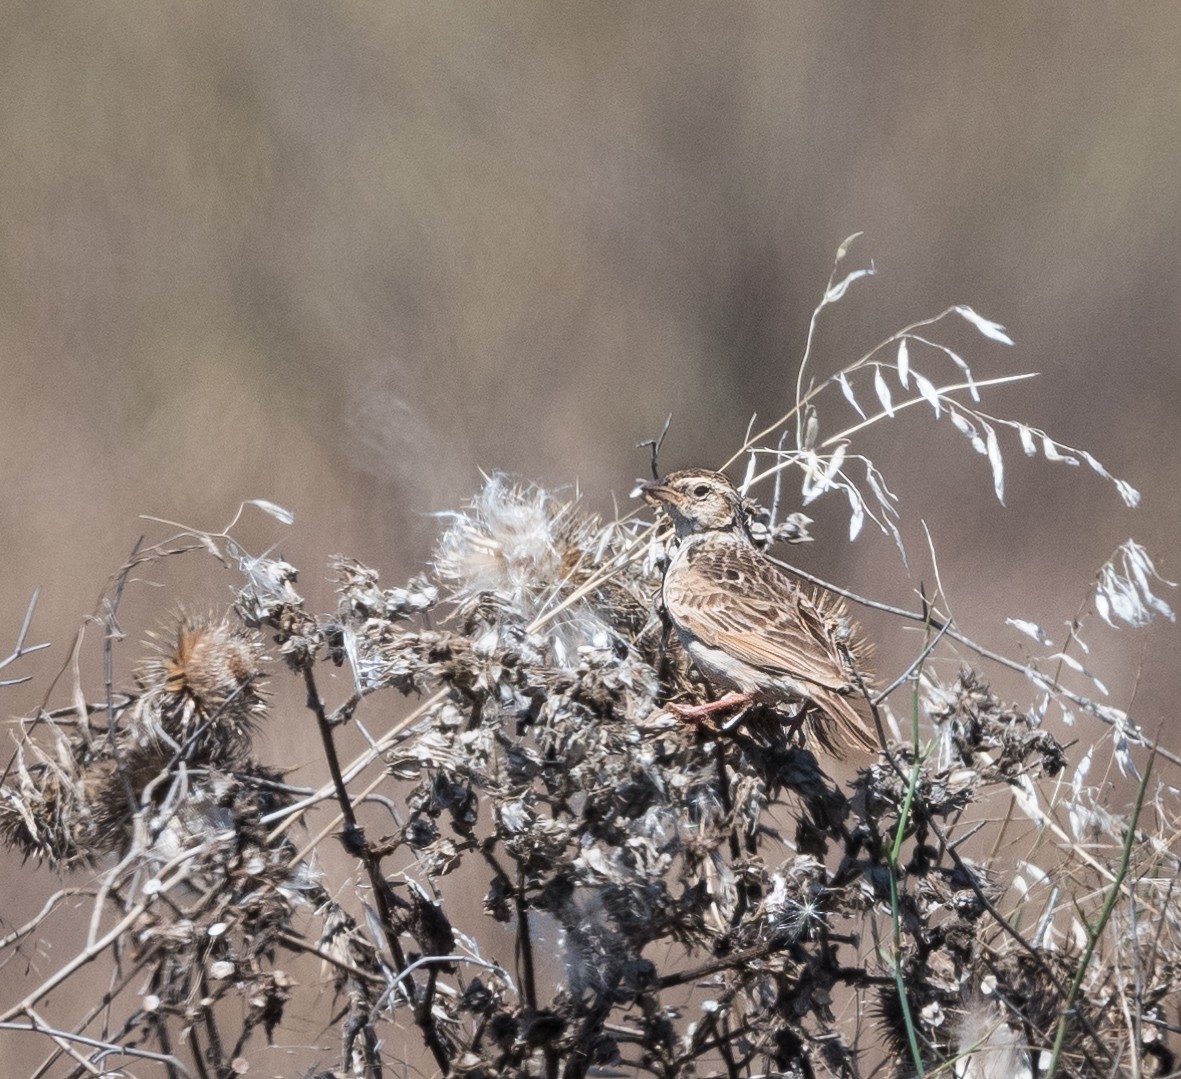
<box><xmin>135</xmin><ymin>613</ymin><xmax>267</xmax><ymax>763</ymax></box>
<box><xmin>1</xmin><ymin>616</ymin><xmax>268</xmax><ymax>869</ymax></box>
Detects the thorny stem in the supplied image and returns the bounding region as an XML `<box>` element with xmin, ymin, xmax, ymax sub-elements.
<box><xmin>563</xmin><ymin>1004</ymin><xmax>613</xmax><ymax>1079</ymax></box>
<box><xmin>150</xmin><ymin>1016</ymin><xmax>182</xmax><ymax>1079</ymax></box>
<box><xmin>887</xmin><ymin>655</ymin><xmax>932</xmax><ymax>1079</ymax></box>
<box><xmin>517</xmin><ymin>863</ymin><xmax>539</xmax><ymax>1013</ymax></box>
<box><xmin>301</xmin><ymin>664</ymin><xmax>455</xmax><ymax>1075</ymax></box>
<box><xmin>302</xmin><ymin>666</ymin><xmax>406</xmax><ymax>966</ymax></box>
<box><xmin>268</xmin><ymin>688</ymin><xmax>448</xmax><ymax>849</ymax></box>
<box><xmin>679</xmin><ymin>990</ymin><xmax>735</xmax><ymax>1073</ymax></box>
<box><xmin>187</xmin><ymin>1025</ymin><xmax>211</xmax><ymax>1079</ymax></box>
<box><xmin>415</xmin><ymin>966</ymin><xmax>441</xmax><ymax>1069</ymax></box>
<box><xmin>713</xmin><ymin>740</ymin><xmax>741</xmax><ymax>864</ymax></box>
<box><xmin>198</xmin><ymin>970</ymin><xmax>227</xmax><ymax>1074</ymax></box>
<box><xmin>482</xmin><ymin>848</ymin><xmax>537</xmax><ymax>1011</ymax></box>
<box><xmin>712</xmin><ymin>740</ymin><xmax>756</xmax><ymax>930</ymax></box>
<box><xmin>229</xmin><ymin>1015</ymin><xmax>255</xmax><ymax>1074</ymax></box>
<box><xmin>717</xmin><ymin>1014</ymin><xmax>742</xmax><ymax>1079</ymax></box>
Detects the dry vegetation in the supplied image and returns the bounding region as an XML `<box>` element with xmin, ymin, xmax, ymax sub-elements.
<box><xmin>2</xmin><ymin>247</ymin><xmax>1177</xmax><ymax>1078</ymax></box>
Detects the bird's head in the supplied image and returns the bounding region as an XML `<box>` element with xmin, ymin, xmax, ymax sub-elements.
<box><xmin>641</xmin><ymin>469</ymin><xmax>747</xmax><ymax>538</ymax></box>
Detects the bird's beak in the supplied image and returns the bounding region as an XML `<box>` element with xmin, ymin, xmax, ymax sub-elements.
<box><xmin>640</xmin><ymin>480</ymin><xmax>678</xmax><ymax>507</ymax></box>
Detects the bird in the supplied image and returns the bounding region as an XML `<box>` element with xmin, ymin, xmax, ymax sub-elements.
<box><xmin>641</xmin><ymin>468</ymin><xmax>877</xmax><ymax>755</ymax></box>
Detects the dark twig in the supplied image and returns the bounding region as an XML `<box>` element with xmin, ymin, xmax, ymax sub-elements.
<box><xmin>0</xmin><ymin>588</ymin><xmax>50</xmax><ymax>687</ymax></box>
<box><xmin>638</xmin><ymin>413</ymin><xmax>674</xmax><ymax>480</ymax></box>
<box><xmin>303</xmin><ymin>667</ymin><xmax>406</xmax><ymax>965</ymax></box>
<box><xmin>301</xmin><ymin>664</ymin><xmax>452</xmax><ymax>1076</ymax></box>
<box><xmin>777</xmin><ymin>556</ymin><xmax>1181</xmax><ymax>770</ymax></box>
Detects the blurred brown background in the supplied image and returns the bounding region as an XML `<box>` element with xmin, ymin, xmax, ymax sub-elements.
<box><xmin>1</xmin><ymin>4</ymin><xmax>1179</xmax><ymax>1073</ymax></box>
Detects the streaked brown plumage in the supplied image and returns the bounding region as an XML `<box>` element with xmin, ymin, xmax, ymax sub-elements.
<box><xmin>642</xmin><ymin>469</ymin><xmax>877</xmax><ymax>755</ymax></box>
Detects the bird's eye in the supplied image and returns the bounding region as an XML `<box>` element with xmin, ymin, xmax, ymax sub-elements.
<box><xmin>692</xmin><ymin>484</ymin><xmax>710</xmax><ymax>498</ymax></box>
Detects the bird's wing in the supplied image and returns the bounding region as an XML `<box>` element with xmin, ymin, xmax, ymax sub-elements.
<box><xmin>670</xmin><ymin>538</ymin><xmax>854</xmax><ymax>694</ymax></box>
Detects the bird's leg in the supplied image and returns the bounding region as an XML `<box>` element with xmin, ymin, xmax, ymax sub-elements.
<box><xmin>669</xmin><ymin>691</ymin><xmax>752</xmax><ymax>721</ymax></box>
<box><xmin>778</xmin><ymin>700</ymin><xmax>809</xmax><ymax>746</ymax></box>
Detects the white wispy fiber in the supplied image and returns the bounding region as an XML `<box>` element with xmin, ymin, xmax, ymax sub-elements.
<box><xmin>433</xmin><ymin>474</ymin><xmax>647</xmax><ymax>670</ymax></box>
<box><xmin>953</xmin><ymin>998</ymin><xmax>1032</xmax><ymax>1079</ymax></box>
<box><xmin>435</xmin><ymin>475</ymin><xmax>576</xmax><ymax>608</ymax></box>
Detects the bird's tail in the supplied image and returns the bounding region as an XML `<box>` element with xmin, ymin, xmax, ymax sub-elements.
<box><xmin>807</xmin><ymin>684</ymin><xmax>880</xmax><ymax>757</ymax></box>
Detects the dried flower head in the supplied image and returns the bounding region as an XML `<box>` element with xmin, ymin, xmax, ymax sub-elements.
<box><xmin>434</xmin><ymin>473</ymin><xmax>652</xmax><ymax>669</ymax></box>
<box><xmin>135</xmin><ymin>614</ymin><xmax>267</xmax><ymax>764</ymax></box>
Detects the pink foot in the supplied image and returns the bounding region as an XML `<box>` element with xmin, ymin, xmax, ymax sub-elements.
<box><xmin>669</xmin><ymin>691</ymin><xmax>752</xmax><ymax>722</ymax></box>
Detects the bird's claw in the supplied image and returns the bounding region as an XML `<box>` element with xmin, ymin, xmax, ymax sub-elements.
<box><xmin>669</xmin><ymin>692</ymin><xmax>753</xmax><ymax>731</ymax></box>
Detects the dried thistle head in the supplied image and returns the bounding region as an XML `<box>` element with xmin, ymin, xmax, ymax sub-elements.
<box><xmin>921</xmin><ymin>668</ymin><xmax>1066</xmax><ymax>778</ymax></box>
<box><xmin>135</xmin><ymin>614</ymin><xmax>267</xmax><ymax>764</ymax></box>
<box><xmin>434</xmin><ymin>474</ymin><xmax>653</xmax><ymax>670</ymax></box>
<box><xmin>0</xmin><ymin>743</ymin><xmax>92</xmax><ymax>866</ymax></box>
<box><xmin>434</xmin><ymin>474</ymin><xmax>585</xmax><ymax>607</ymax></box>
<box><xmin>0</xmin><ymin>735</ymin><xmax>170</xmax><ymax>868</ymax></box>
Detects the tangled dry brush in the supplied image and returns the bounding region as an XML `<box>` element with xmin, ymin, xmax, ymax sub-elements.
<box><xmin>1</xmin><ymin>476</ymin><xmax>1178</xmax><ymax>1079</ymax></box>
